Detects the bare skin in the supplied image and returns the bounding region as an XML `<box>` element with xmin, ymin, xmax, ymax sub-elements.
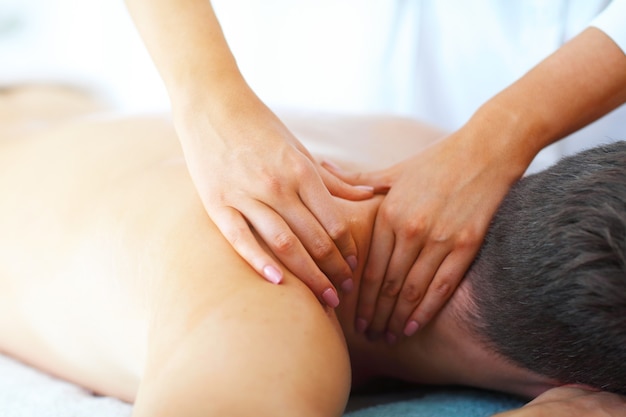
<box><xmin>493</xmin><ymin>387</ymin><xmax>626</xmax><ymax>417</ymax></box>
<box><xmin>125</xmin><ymin>0</ymin><xmax>374</xmax><ymax>305</ymax></box>
<box><xmin>335</xmin><ymin>27</ymin><xmax>626</xmax><ymax>341</ymax></box>
<box><xmin>0</xmin><ymin>87</ymin><xmax>622</xmax><ymax>416</ymax></box>
<box><xmin>125</xmin><ymin>0</ymin><xmax>626</xmax><ymax>338</ymax></box>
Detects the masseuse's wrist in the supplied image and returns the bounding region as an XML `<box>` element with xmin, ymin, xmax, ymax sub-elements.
<box><xmin>171</xmin><ymin>68</ymin><xmax>248</xmax><ymax>116</ymax></box>
<box><xmin>465</xmin><ymin>96</ymin><xmax>549</xmax><ymax>181</ymax></box>
<box><xmin>171</xmin><ymin>70</ymin><xmax>262</xmax><ymax>142</ymax></box>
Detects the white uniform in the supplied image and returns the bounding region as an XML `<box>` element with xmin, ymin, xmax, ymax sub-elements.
<box><xmin>216</xmin><ymin>0</ymin><xmax>626</xmax><ymax>172</ymax></box>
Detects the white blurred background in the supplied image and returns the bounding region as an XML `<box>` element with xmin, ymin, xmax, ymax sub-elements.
<box><xmin>0</xmin><ymin>0</ymin><xmax>415</xmax><ymax>114</ymax></box>
<box><xmin>0</xmin><ymin>0</ymin><xmax>166</xmax><ymax>111</ymax></box>
<box><xmin>1</xmin><ymin>0</ymin><xmax>624</xmax><ymax>173</ymax></box>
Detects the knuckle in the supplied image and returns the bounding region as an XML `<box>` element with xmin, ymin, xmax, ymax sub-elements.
<box><xmin>432</xmin><ymin>281</ymin><xmax>452</xmax><ymax>299</ymax></box>
<box><xmin>309</xmin><ymin>235</ymin><xmax>335</xmax><ymax>260</ymax></box>
<box><xmin>271</xmin><ymin>231</ymin><xmax>298</xmax><ymax>254</ymax></box>
<box><xmin>261</xmin><ymin>174</ymin><xmax>285</xmax><ymax>195</ymax></box>
<box><xmin>429</xmin><ymin>230</ymin><xmax>450</xmax><ymax>245</ymax></box>
<box><xmin>291</xmin><ymin>157</ymin><xmax>313</xmax><ymax>178</ymax></box>
<box><xmin>225</xmin><ymin>225</ymin><xmax>248</xmax><ymax>249</ymax></box>
<box><xmin>326</xmin><ymin>220</ymin><xmax>350</xmax><ymax>242</ymax></box>
<box><xmin>379</xmin><ymin>204</ymin><xmax>399</xmax><ymax>223</ymax></box>
<box><xmin>455</xmin><ymin>227</ymin><xmax>483</xmax><ymax>249</ymax></box>
<box><xmin>380</xmin><ymin>279</ymin><xmax>402</xmax><ymax>298</ymax></box>
<box><xmin>400</xmin><ymin>282</ymin><xmax>423</xmax><ymax>304</ymax></box>
<box><xmin>400</xmin><ymin>216</ymin><xmax>428</xmax><ymax>239</ymax></box>
<box><xmin>426</xmin><ymin>223</ymin><xmax>453</xmax><ymax>245</ymax></box>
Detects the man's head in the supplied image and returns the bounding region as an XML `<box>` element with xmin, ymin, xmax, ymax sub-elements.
<box><xmin>462</xmin><ymin>141</ymin><xmax>626</xmax><ymax>394</ymax></box>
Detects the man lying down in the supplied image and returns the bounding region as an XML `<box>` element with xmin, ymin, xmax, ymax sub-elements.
<box><xmin>0</xmin><ymin>85</ymin><xmax>624</xmax><ymax>417</ymax></box>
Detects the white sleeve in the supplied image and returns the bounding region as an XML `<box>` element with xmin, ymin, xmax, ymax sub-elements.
<box><xmin>589</xmin><ymin>0</ymin><xmax>626</xmax><ymax>53</ymax></box>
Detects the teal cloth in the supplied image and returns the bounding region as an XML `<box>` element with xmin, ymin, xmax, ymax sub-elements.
<box><xmin>345</xmin><ymin>389</ymin><xmax>526</xmax><ymax>417</ymax></box>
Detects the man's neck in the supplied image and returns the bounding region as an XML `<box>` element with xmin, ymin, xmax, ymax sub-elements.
<box><xmin>337</xmin><ymin>257</ymin><xmax>557</xmax><ymax>398</ymax></box>
<box><xmin>333</xmin><ymin>192</ymin><xmax>557</xmax><ymax>398</ymax></box>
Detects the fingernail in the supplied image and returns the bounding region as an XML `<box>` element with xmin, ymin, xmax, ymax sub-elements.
<box><xmin>346</xmin><ymin>255</ymin><xmax>358</xmax><ymax>271</ymax></box>
<box><xmin>322</xmin><ymin>288</ymin><xmax>340</xmax><ymax>308</ymax></box>
<box><xmin>355</xmin><ymin>185</ymin><xmax>374</xmax><ymax>192</ymax></box>
<box><xmin>355</xmin><ymin>317</ymin><xmax>368</xmax><ymax>334</ymax></box>
<box><xmin>341</xmin><ymin>278</ymin><xmax>354</xmax><ymax>293</ymax></box>
<box><xmin>404</xmin><ymin>320</ymin><xmax>420</xmax><ymax>337</ymax></box>
<box><xmin>385</xmin><ymin>331</ymin><xmax>397</xmax><ymax>345</ymax></box>
<box><xmin>263</xmin><ymin>265</ymin><xmax>283</xmax><ymax>284</ymax></box>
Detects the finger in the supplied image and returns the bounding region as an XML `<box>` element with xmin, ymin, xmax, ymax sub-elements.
<box><xmin>318</xmin><ymin>165</ymin><xmax>375</xmax><ymax>201</ymax></box>
<box><xmin>386</xmin><ymin>244</ymin><xmax>449</xmax><ymax>337</ymax></box>
<box><xmin>402</xmin><ymin>247</ymin><xmax>476</xmax><ymax>336</ymax></box>
<box><xmin>321</xmin><ymin>160</ymin><xmax>391</xmax><ymax>193</ymax></box>
<box><xmin>297</xmin><ymin>177</ymin><xmax>359</xmax><ymax>279</ymax></box>
<box><xmin>355</xmin><ymin>215</ymin><xmax>394</xmax><ymax>334</ymax></box>
<box><xmin>209</xmin><ymin>205</ymin><xmax>284</xmax><ymax>285</ymax></box>
<box><xmin>239</xmin><ymin>200</ymin><xmax>341</xmax><ymax>308</ymax></box>
<box><xmin>277</xmin><ymin>195</ymin><xmax>355</xmax><ymax>291</ymax></box>
<box><xmin>366</xmin><ymin>238</ymin><xmax>423</xmax><ymax>341</ymax></box>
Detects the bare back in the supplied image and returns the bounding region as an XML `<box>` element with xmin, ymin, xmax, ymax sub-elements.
<box><xmin>0</xmin><ymin>88</ymin><xmax>444</xmax><ymax>414</ymax></box>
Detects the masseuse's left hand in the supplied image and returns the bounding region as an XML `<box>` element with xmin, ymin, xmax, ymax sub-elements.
<box><xmin>327</xmin><ymin>123</ymin><xmax>525</xmax><ymax>342</ymax></box>
<box><xmin>491</xmin><ymin>386</ymin><xmax>626</xmax><ymax>417</ymax></box>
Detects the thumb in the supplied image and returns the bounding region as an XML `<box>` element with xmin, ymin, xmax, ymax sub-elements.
<box><xmin>321</xmin><ymin>160</ymin><xmax>391</xmax><ymax>193</ymax></box>
<box><xmin>318</xmin><ymin>168</ymin><xmax>375</xmax><ymax>201</ymax></box>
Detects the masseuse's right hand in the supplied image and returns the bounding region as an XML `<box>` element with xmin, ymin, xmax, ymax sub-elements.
<box><xmin>126</xmin><ymin>0</ymin><xmax>372</xmax><ymax>308</ymax></box>
<box><xmin>174</xmin><ymin>80</ymin><xmax>372</xmax><ymax>308</ymax></box>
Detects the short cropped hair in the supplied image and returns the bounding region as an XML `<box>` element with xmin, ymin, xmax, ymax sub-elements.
<box><xmin>465</xmin><ymin>141</ymin><xmax>626</xmax><ymax>394</ymax></box>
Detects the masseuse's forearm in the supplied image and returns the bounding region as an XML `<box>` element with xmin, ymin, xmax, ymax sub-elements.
<box><xmin>125</xmin><ymin>0</ymin><xmax>247</xmax><ymax>109</ymax></box>
<box><xmin>469</xmin><ymin>27</ymin><xmax>626</xmax><ymax>174</ymax></box>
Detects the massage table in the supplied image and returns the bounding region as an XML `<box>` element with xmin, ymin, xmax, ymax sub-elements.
<box><xmin>0</xmin><ymin>351</ymin><xmax>525</xmax><ymax>416</ymax></box>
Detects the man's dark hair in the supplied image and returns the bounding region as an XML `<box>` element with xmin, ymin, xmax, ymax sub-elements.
<box><xmin>464</xmin><ymin>140</ymin><xmax>626</xmax><ymax>394</ymax></box>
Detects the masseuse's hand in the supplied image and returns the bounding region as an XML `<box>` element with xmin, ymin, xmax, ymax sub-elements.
<box><xmin>126</xmin><ymin>0</ymin><xmax>374</xmax><ymax>309</ymax></box>
<box><xmin>331</xmin><ymin>27</ymin><xmax>626</xmax><ymax>341</ymax></box>
<box><xmin>491</xmin><ymin>386</ymin><xmax>626</xmax><ymax>417</ymax></box>
<box><xmin>327</xmin><ymin>124</ymin><xmax>525</xmax><ymax>341</ymax></box>
<box><xmin>176</xmin><ymin>83</ymin><xmax>372</xmax><ymax>308</ymax></box>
